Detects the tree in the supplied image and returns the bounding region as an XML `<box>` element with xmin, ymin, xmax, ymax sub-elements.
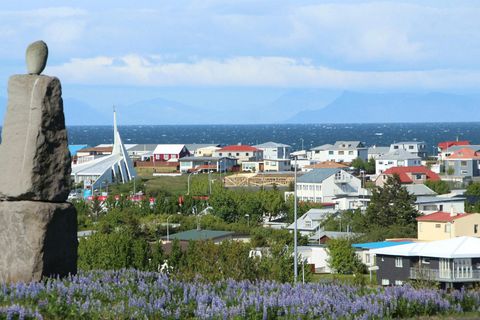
<box><xmin>466</xmin><ymin>182</ymin><xmax>480</xmax><ymax>196</ymax></box>
<box><xmin>351</xmin><ymin>157</ymin><xmax>375</xmax><ymax>174</ymax></box>
<box><xmin>326</xmin><ymin>238</ymin><xmax>365</xmax><ymax>274</ymax></box>
<box><xmin>425</xmin><ymin>180</ymin><xmax>450</xmax><ymax>195</ymax></box>
<box><xmin>362</xmin><ymin>175</ymin><xmax>419</xmax><ymax>240</ymax></box>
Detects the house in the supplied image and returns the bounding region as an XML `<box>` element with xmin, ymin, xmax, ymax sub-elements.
<box><xmin>375</xmin><ymin>166</ymin><xmax>440</xmax><ymax>187</ymax></box>
<box><xmin>333</xmin><ymin>194</ymin><xmax>370</xmax><ymax>211</ymax></box>
<box><xmin>263</xmin><ymin>159</ymin><xmax>291</xmax><ymax>172</ymax></box>
<box><xmin>309</xmin><ymin>230</ymin><xmax>358</xmax><ymax>244</ymax></box>
<box><xmin>309</xmin><ymin>141</ymin><xmax>368</xmax><ymax>163</ymax></box>
<box><xmin>76</xmin><ymin>145</ymin><xmax>113</xmax><ymax>157</ymax></box>
<box><xmin>287</xmin><ymin>208</ymin><xmax>338</xmax><ymax>236</ymax></box>
<box><xmin>437</xmin><ymin>141</ymin><xmax>470</xmax><ymax>160</ymax></box>
<box><xmin>375</xmin><ymin>150</ymin><xmax>422</xmax><ymax>175</ymax></box>
<box><xmin>296</xmin><ymin>168</ymin><xmax>365</xmax><ymax>203</ymax></box>
<box><xmin>415</xmin><ymin>195</ymin><xmax>466</xmax><ymax>215</ymax></box>
<box><xmin>389</xmin><ymin>141</ymin><xmax>427</xmax><ymax>158</ymax></box>
<box><xmin>194</xmin><ymin>145</ymin><xmax>222</xmax><ymax>157</ymax></box>
<box><xmin>444</xmin><ymin>148</ymin><xmax>480</xmax><ymax>177</ymax></box>
<box><xmin>254</xmin><ymin>141</ymin><xmax>291</xmax><ymax>160</ymax></box>
<box><xmin>179</xmin><ymin>156</ymin><xmax>237</xmax><ymax>173</ymax></box>
<box><xmin>297</xmin><ymin>245</ymin><xmax>332</xmax><ymax>273</ymax></box>
<box><xmin>153</xmin><ymin>144</ymin><xmax>190</xmax><ymax>162</ymax></box>
<box><xmin>416</xmin><ymin>211</ymin><xmax>480</xmax><ymax>241</ymax></box>
<box><xmin>162</xmin><ymin>229</ymin><xmax>235</xmax><ymax>244</ymax></box>
<box><xmin>185</xmin><ymin>144</ymin><xmax>221</xmax><ymax>157</ymax></box>
<box><xmin>213</xmin><ymin>145</ymin><xmax>263</xmax><ymax>163</ymax></box>
<box><xmin>372</xmin><ymin>236</ymin><xmax>480</xmax><ymax>288</ymax></box>
<box><xmin>353</xmin><ymin>241</ymin><xmax>413</xmax><ymax>268</ymax></box>
<box><xmin>125</xmin><ymin>144</ymin><xmax>158</xmax><ymax>161</ymax></box>
<box><xmin>368</xmin><ymin>146</ymin><xmax>390</xmax><ymax>160</ymax></box>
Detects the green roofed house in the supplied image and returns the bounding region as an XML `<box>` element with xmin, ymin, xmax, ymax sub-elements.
<box><xmin>163</xmin><ymin>229</ymin><xmax>235</xmax><ymax>244</ymax></box>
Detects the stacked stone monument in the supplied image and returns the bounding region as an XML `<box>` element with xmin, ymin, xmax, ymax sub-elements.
<box><xmin>0</xmin><ymin>41</ymin><xmax>77</xmax><ymax>283</ymax></box>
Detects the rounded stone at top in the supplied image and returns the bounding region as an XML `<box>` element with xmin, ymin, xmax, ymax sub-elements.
<box><xmin>26</xmin><ymin>40</ymin><xmax>48</xmax><ymax>75</ymax></box>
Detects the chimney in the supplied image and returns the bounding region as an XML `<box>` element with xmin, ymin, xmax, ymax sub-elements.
<box><xmin>450</xmin><ymin>205</ymin><xmax>457</xmax><ymax>217</ymax></box>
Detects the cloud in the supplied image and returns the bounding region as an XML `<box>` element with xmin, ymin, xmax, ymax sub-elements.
<box><xmin>47</xmin><ymin>54</ymin><xmax>480</xmax><ymax>90</ymax></box>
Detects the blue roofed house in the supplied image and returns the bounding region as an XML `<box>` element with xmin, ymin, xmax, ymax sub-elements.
<box><xmin>296</xmin><ymin>168</ymin><xmax>366</xmax><ymax>203</ymax></box>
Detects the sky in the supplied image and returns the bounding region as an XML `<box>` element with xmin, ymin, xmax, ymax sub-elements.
<box><xmin>1</xmin><ymin>0</ymin><xmax>480</xmax><ymax>123</ymax></box>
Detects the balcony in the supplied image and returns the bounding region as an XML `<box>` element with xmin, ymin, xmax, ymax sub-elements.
<box><xmin>334</xmin><ymin>175</ymin><xmax>351</xmax><ymax>184</ymax></box>
<box><xmin>410</xmin><ymin>268</ymin><xmax>480</xmax><ymax>282</ymax></box>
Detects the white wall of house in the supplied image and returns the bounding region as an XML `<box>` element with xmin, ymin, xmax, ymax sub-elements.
<box><xmin>310</xmin><ymin>148</ymin><xmax>367</xmax><ymax>163</ymax></box>
<box><xmin>390</xmin><ymin>142</ymin><xmax>427</xmax><ymax>158</ymax></box>
<box><xmin>264</xmin><ymin>159</ymin><xmax>291</xmax><ymax>172</ymax></box>
<box><xmin>416</xmin><ymin>200</ymin><xmax>465</xmax><ymax>215</ymax></box>
<box><xmin>214</xmin><ymin>150</ymin><xmax>263</xmax><ymax>163</ymax></box>
<box><xmin>375</xmin><ymin>158</ymin><xmax>421</xmax><ymax>175</ymax></box>
<box><xmin>297</xmin><ymin>171</ymin><xmax>362</xmax><ymax>203</ymax></box>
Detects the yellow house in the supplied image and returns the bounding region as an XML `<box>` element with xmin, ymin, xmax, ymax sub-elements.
<box><xmin>416</xmin><ymin>211</ymin><xmax>480</xmax><ymax>241</ymax></box>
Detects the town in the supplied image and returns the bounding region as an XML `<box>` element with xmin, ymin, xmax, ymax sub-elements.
<box><xmin>69</xmin><ymin>112</ymin><xmax>480</xmax><ymax>290</ymax></box>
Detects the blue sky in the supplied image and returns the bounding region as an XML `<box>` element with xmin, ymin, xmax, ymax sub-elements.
<box><xmin>1</xmin><ymin>1</ymin><xmax>480</xmax><ymax>123</ymax></box>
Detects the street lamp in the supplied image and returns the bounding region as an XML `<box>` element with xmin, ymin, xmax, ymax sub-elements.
<box><xmin>300</xmin><ymin>138</ymin><xmax>304</xmax><ymax>151</ymax></box>
<box><xmin>245</xmin><ymin>214</ymin><xmax>250</xmax><ymax>227</ymax></box>
<box><xmin>294</xmin><ymin>155</ymin><xmax>298</xmax><ymax>283</ymax></box>
<box><xmin>208</xmin><ymin>161</ymin><xmax>212</xmax><ymax>195</ymax></box>
<box><xmin>166</xmin><ymin>214</ymin><xmax>173</xmax><ymax>242</ymax></box>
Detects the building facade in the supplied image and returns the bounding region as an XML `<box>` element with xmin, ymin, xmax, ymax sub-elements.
<box><xmin>309</xmin><ymin>141</ymin><xmax>368</xmax><ymax>163</ymax></box>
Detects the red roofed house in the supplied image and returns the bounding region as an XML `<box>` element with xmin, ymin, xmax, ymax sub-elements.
<box><xmin>375</xmin><ymin>166</ymin><xmax>440</xmax><ymax>187</ymax></box>
<box><xmin>417</xmin><ymin>211</ymin><xmax>480</xmax><ymax>241</ymax></box>
<box><xmin>437</xmin><ymin>140</ymin><xmax>470</xmax><ymax>160</ymax></box>
<box><xmin>444</xmin><ymin>148</ymin><xmax>480</xmax><ymax>177</ymax></box>
<box><xmin>213</xmin><ymin>145</ymin><xmax>263</xmax><ymax>163</ymax></box>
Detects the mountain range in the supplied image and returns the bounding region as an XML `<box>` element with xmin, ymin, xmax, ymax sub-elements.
<box><xmin>0</xmin><ymin>90</ymin><xmax>479</xmax><ymax>125</ymax></box>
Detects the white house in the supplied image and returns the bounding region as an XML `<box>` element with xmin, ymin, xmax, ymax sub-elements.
<box><xmin>179</xmin><ymin>156</ymin><xmax>237</xmax><ymax>173</ymax></box>
<box><xmin>389</xmin><ymin>141</ymin><xmax>427</xmax><ymax>158</ymax></box>
<box><xmin>185</xmin><ymin>144</ymin><xmax>221</xmax><ymax>157</ymax></box>
<box><xmin>287</xmin><ymin>208</ymin><xmax>338</xmax><ymax>236</ymax></box>
<box><xmin>263</xmin><ymin>159</ymin><xmax>291</xmax><ymax>172</ymax></box>
<box><xmin>254</xmin><ymin>141</ymin><xmax>291</xmax><ymax>160</ymax></box>
<box><xmin>375</xmin><ymin>150</ymin><xmax>422</xmax><ymax>175</ymax></box>
<box><xmin>368</xmin><ymin>146</ymin><xmax>390</xmax><ymax>160</ymax></box>
<box><xmin>296</xmin><ymin>168</ymin><xmax>365</xmax><ymax>203</ymax></box>
<box><xmin>309</xmin><ymin>141</ymin><xmax>368</xmax><ymax>163</ymax></box>
<box><xmin>415</xmin><ymin>195</ymin><xmax>466</xmax><ymax>215</ymax></box>
<box><xmin>213</xmin><ymin>145</ymin><xmax>262</xmax><ymax>163</ymax></box>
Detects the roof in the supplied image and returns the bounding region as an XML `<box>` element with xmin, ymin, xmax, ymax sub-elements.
<box><xmin>127</xmin><ymin>144</ymin><xmax>158</xmax><ymax>152</ymax></box>
<box><xmin>405</xmin><ymin>184</ymin><xmax>437</xmax><ymax>196</ymax></box>
<box><xmin>69</xmin><ymin>145</ymin><xmax>89</xmax><ymax>156</ymax></box>
<box><xmin>309</xmin><ymin>231</ymin><xmax>359</xmax><ymax>241</ymax></box>
<box><xmin>415</xmin><ymin>195</ymin><xmax>466</xmax><ymax>204</ymax></box>
<box><xmin>446</xmin><ymin>147</ymin><xmax>480</xmax><ymax>160</ymax></box>
<box><xmin>185</xmin><ymin>144</ymin><xmax>220</xmax><ymax>152</ymax></box>
<box><xmin>78</xmin><ymin>146</ymin><xmax>113</xmax><ymax>153</ymax></box>
<box><xmin>333</xmin><ymin>141</ymin><xmax>364</xmax><ymax>149</ymax></box>
<box><xmin>438</xmin><ymin>141</ymin><xmax>470</xmax><ymax>151</ymax></box>
<box><xmin>297</xmin><ymin>168</ymin><xmax>342</xmax><ymax>183</ymax></box>
<box><xmin>218</xmin><ymin>145</ymin><xmax>260</xmax><ymax>152</ymax></box>
<box><xmin>254</xmin><ymin>141</ymin><xmax>291</xmax><ymax>148</ymax></box>
<box><xmin>368</xmin><ymin>146</ymin><xmax>390</xmax><ymax>154</ymax></box>
<box><xmin>311</xmin><ymin>144</ymin><xmax>334</xmax><ymax>151</ymax></box>
<box><xmin>304</xmin><ymin>161</ymin><xmax>349</xmax><ymax>169</ymax></box>
<box><xmin>287</xmin><ymin>208</ymin><xmax>338</xmax><ymax>231</ymax></box>
<box><xmin>445</xmin><ymin>145</ymin><xmax>480</xmax><ymax>154</ymax></box>
<box><xmin>179</xmin><ymin>156</ymin><xmax>234</xmax><ymax>162</ymax></box>
<box><xmin>371</xmin><ymin>236</ymin><xmax>480</xmax><ymax>259</ymax></box>
<box><xmin>352</xmin><ymin>241</ymin><xmax>413</xmax><ymax>250</ymax></box>
<box><xmin>392</xmin><ymin>141</ymin><xmax>425</xmax><ymax>145</ymax></box>
<box><xmin>163</xmin><ymin>229</ymin><xmax>234</xmax><ymax>241</ymax></box>
<box><xmin>153</xmin><ymin>144</ymin><xmax>187</xmax><ymax>155</ymax></box>
<box><xmin>377</xmin><ymin>149</ymin><xmax>421</xmax><ymax>161</ymax></box>
<box><xmin>382</xmin><ymin>166</ymin><xmax>440</xmax><ymax>183</ymax></box>
<box><xmin>416</xmin><ymin>211</ymin><xmax>470</xmax><ymax>222</ymax></box>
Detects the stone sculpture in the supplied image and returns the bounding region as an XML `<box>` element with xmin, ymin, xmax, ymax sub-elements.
<box><xmin>0</xmin><ymin>41</ymin><xmax>77</xmax><ymax>283</ymax></box>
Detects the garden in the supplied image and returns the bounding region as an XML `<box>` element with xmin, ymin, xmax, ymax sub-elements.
<box><xmin>1</xmin><ymin>269</ymin><xmax>480</xmax><ymax>319</ymax></box>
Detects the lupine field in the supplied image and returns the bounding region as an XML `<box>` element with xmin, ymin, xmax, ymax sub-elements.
<box><xmin>1</xmin><ymin>269</ymin><xmax>479</xmax><ymax>319</ymax></box>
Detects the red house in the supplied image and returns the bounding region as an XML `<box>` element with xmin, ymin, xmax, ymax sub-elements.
<box><xmin>375</xmin><ymin>166</ymin><xmax>440</xmax><ymax>187</ymax></box>
<box><xmin>152</xmin><ymin>144</ymin><xmax>190</xmax><ymax>162</ymax></box>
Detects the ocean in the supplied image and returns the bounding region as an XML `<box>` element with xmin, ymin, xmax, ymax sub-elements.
<box><xmin>67</xmin><ymin>122</ymin><xmax>480</xmax><ymax>155</ymax></box>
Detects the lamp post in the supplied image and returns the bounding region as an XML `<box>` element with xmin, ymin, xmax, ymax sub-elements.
<box><xmin>208</xmin><ymin>162</ymin><xmax>212</xmax><ymax>195</ymax></box>
<box><xmin>300</xmin><ymin>138</ymin><xmax>304</xmax><ymax>151</ymax></box>
<box><xmin>245</xmin><ymin>214</ymin><xmax>250</xmax><ymax>227</ymax></box>
<box><xmin>166</xmin><ymin>214</ymin><xmax>173</xmax><ymax>242</ymax></box>
<box><xmin>294</xmin><ymin>155</ymin><xmax>298</xmax><ymax>283</ymax></box>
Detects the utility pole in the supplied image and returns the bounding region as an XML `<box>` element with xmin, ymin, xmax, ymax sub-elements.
<box><xmin>294</xmin><ymin>156</ymin><xmax>298</xmax><ymax>283</ymax></box>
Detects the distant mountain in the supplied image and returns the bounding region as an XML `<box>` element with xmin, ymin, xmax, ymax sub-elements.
<box><xmin>264</xmin><ymin>89</ymin><xmax>340</xmax><ymax>123</ymax></box>
<box><xmin>286</xmin><ymin>91</ymin><xmax>480</xmax><ymax>123</ymax></box>
<box><xmin>116</xmin><ymin>98</ymin><xmax>208</xmax><ymax>125</ymax></box>
<box><xmin>63</xmin><ymin>98</ymin><xmax>110</xmax><ymax>125</ymax></box>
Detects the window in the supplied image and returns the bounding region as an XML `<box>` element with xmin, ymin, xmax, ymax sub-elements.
<box><xmin>394</xmin><ymin>146</ymin><xmax>399</xmax><ymax>149</ymax></box>
<box><xmin>409</xmin><ymin>145</ymin><xmax>414</xmax><ymax>149</ymax></box>
<box><xmin>445</xmin><ymin>223</ymin><xmax>451</xmax><ymax>233</ymax></box>
<box><xmin>219</xmin><ymin>153</ymin><xmax>223</xmax><ymax>156</ymax></box>
<box><xmin>415</xmin><ymin>174</ymin><xmax>422</xmax><ymax>179</ymax></box>
<box><xmin>246</xmin><ymin>153</ymin><xmax>249</xmax><ymax>156</ymax></box>
<box><xmin>236</xmin><ymin>153</ymin><xmax>240</xmax><ymax>156</ymax></box>
<box><xmin>461</xmin><ymin>170</ymin><xmax>468</xmax><ymax>174</ymax></box>
<box><xmin>461</xmin><ymin>161</ymin><xmax>467</xmax><ymax>167</ymax></box>
<box><xmin>475</xmin><ymin>224</ymin><xmax>478</xmax><ymax>234</ymax></box>
<box><xmin>328</xmin><ymin>151</ymin><xmax>334</xmax><ymax>155</ymax></box>
<box><xmin>435</xmin><ymin>224</ymin><xmax>441</xmax><ymax>228</ymax></box>
<box><xmin>422</xmin><ymin>258</ymin><xmax>430</xmax><ymax>264</ymax></box>
<box><xmin>379</xmin><ymin>161</ymin><xmax>383</xmax><ymax>165</ymax></box>
<box><xmin>365</xmin><ymin>254</ymin><xmax>370</xmax><ymax>264</ymax></box>
<box><xmin>338</xmin><ymin>151</ymin><xmax>345</xmax><ymax>155</ymax></box>
<box><xmin>395</xmin><ymin>280</ymin><xmax>403</xmax><ymax>286</ymax></box>
<box><xmin>381</xmin><ymin>279</ymin><xmax>390</xmax><ymax>286</ymax></box>
<box><xmin>395</xmin><ymin>257</ymin><xmax>403</xmax><ymax>268</ymax></box>
<box><xmin>305</xmin><ymin>220</ymin><xmax>312</xmax><ymax>228</ymax></box>
<box><xmin>349</xmin><ymin>151</ymin><xmax>354</xmax><ymax>155</ymax></box>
